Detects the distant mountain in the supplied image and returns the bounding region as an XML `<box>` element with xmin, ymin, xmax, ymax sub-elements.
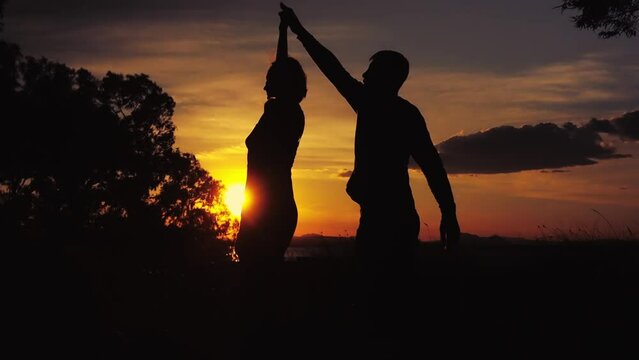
<box><xmin>458</xmin><ymin>232</ymin><xmax>530</xmax><ymax>245</ymax></box>
<box><xmin>286</xmin><ymin>232</ymin><xmax>637</xmax><ymax>261</ymax></box>
<box><xmin>286</xmin><ymin>232</ymin><xmax>533</xmax><ymax>260</ymax></box>
<box><xmin>292</xmin><ymin>234</ymin><xmax>355</xmax><ymax>246</ymax></box>
<box><xmin>292</xmin><ymin>232</ymin><xmax>530</xmax><ymax>247</ymax></box>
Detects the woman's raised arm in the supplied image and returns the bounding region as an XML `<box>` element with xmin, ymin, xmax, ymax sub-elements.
<box><xmin>276</xmin><ymin>17</ymin><xmax>287</xmax><ymax>62</ymax></box>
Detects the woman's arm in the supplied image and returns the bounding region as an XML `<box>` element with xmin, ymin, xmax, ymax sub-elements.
<box><xmin>276</xmin><ymin>17</ymin><xmax>287</xmax><ymax>62</ymax></box>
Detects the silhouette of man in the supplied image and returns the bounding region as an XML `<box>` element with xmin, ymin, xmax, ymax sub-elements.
<box><xmin>279</xmin><ymin>4</ymin><xmax>460</xmax><ymax>269</ymax></box>
<box><xmin>279</xmin><ymin>4</ymin><xmax>460</xmax><ymax>352</ymax></box>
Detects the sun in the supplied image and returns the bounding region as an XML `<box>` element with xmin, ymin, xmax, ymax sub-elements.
<box><xmin>224</xmin><ymin>183</ymin><xmax>248</xmax><ymax>217</ymax></box>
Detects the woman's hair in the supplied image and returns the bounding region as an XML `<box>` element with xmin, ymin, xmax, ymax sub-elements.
<box><xmin>266</xmin><ymin>57</ymin><xmax>307</xmax><ymax>103</ymax></box>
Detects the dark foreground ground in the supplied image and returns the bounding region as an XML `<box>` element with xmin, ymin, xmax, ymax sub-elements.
<box><xmin>9</xmin><ymin>239</ymin><xmax>639</xmax><ymax>359</ymax></box>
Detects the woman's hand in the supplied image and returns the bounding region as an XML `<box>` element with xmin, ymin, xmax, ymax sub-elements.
<box><xmin>279</xmin><ymin>2</ymin><xmax>303</xmax><ymax>35</ymax></box>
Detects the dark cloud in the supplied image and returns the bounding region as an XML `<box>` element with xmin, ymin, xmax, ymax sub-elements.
<box><xmin>540</xmin><ymin>169</ymin><xmax>570</xmax><ymax>173</ymax></box>
<box><xmin>406</xmin><ymin>113</ymin><xmax>637</xmax><ymax>174</ymax></box>
<box><xmin>337</xmin><ymin>169</ymin><xmax>352</xmax><ymax>178</ymax></box>
<box><xmin>342</xmin><ymin>112</ymin><xmax>638</xmax><ymax>176</ymax></box>
<box><xmin>611</xmin><ymin>111</ymin><xmax>639</xmax><ymax>140</ymax></box>
<box><xmin>586</xmin><ymin>111</ymin><xmax>639</xmax><ymax>140</ymax></box>
<box><xmin>434</xmin><ymin>123</ymin><xmax>626</xmax><ymax>174</ymax></box>
<box><xmin>585</xmin><ymin>117</ymin><xmax>617</xmax><ymax>133</ymax></box>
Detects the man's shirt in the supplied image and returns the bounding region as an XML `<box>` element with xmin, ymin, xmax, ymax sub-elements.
<box><xmin>296</xmin><ymin>30</ymin><xmax>456</xmax><ymax>214</ymax></box>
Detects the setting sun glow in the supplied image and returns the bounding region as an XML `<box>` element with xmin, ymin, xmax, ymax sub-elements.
<box><xmin>224</xmin><ymin>183</ymin><xmax>247</xmax><ymax>217</ymax></box>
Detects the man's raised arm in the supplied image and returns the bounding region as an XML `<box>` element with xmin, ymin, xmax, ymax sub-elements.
<box><xmin>279</xmin><ymin>3</ymin><xmax>362</xmax><ymax>111</ymax></box>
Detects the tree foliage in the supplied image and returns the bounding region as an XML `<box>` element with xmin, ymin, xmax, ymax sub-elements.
<box><xmin>557</xmin><ymin>0</ymin><xmax>639</xmax><ymax>38</ymax></box>
<box><xmin>0</xmin><ymin>0</ymin><xmax>5</xmax><ymax>32</ymax></box>
<box><xmin>0</xmin><ymin>40</ymin><xmax>236</xmax><ymax>262</ymax></box>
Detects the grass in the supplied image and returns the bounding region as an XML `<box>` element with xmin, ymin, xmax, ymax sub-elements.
<box><xmin>535</xmin><ymin>210</ymin><xmax>637</xmax><ymax>242</ymax></box>
<box><xmin>8</xmin><ymin>233</ymin><xmax>639</xmax><ymax>359</ymax></box>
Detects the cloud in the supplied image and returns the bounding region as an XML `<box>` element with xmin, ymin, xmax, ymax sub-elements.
<box><xmin>586</xmin><ymin>111</ymin><xmax>639</xmax><ymax>140</ymax></box>
<box><xmin>540</xmin><ymin>169</ymin><xmax>570</xmax><ymax>173</ymax></box>
<box><xmin>423</xmin><ymin>112</ymin><xmax>638</xmax><ymax>174</ymax></box>
<box><xmin>337</xmin><ymin>169</ymin><xmax>352</xmax><ymax>178</ymax></box>
<box><xmin>343</xmin><ymin>112</ymin><xmax>637</xmax><ymax>176</ymax></box>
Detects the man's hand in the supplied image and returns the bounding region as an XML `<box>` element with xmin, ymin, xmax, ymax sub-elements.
<box><xmin>279</xmin><ymin>2</ymin><xmax>303</xmax><ymax>35</ymax></box>
<box><xmin>440</xmin><ymin>213</ymin><xmax>460</xmax><ymax>252</ymax></box>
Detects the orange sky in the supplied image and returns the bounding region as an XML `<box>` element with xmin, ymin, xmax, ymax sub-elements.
<box><xmin>4</xmin><ymin>0</ymin><xmax>638</xmax><ymax>239</ymax></box>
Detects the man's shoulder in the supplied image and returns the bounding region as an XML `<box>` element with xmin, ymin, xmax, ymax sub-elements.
<box><xmin>396</xmin><ymin>96</ymin><xmax>424</xmax><ymax>118</ymax></box>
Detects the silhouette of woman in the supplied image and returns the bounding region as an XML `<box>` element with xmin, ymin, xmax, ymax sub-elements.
<box><xmin>235</xmin><ymin>17</ymin><xmax>306</xmax><ymax>264</ymax></box>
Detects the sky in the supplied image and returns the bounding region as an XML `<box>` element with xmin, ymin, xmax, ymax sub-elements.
<box><xmin>3</xmin><ymin>0</ymin><xmax>638</xmax><ymax>239</ymax></box>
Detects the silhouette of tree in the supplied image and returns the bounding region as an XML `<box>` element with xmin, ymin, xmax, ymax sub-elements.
<box><xmin>557</xmin><ymin>0</ymin><xmax>639</xmax><ymax>38</ymax></box>
<box><xmin>0</xmin><ymin>40</ymin><xmax>235</xmax><ymax>261</ymax></box>
<box><xmin>0</xmin><ymin>0</ymin><xmax>5</xmax><ymax>32</ymax></box>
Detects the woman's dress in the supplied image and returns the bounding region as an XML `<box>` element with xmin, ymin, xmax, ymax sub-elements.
<box><xmin>235</xmin><ymin>98</ymin><xmax>304</xmax><ymax>262</ymax></box>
